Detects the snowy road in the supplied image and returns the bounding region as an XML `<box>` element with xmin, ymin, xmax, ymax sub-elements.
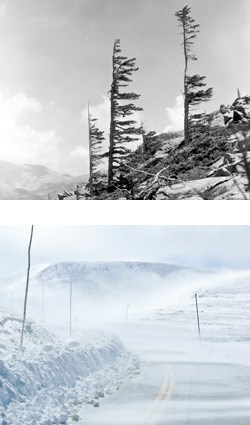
<box><xmin>75</xmin><ymin>322</ymin><xmax>250</xmax><ymax>425</ymax></box>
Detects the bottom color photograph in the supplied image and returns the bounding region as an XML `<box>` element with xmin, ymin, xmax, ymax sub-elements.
<box><xmin>0</xmin><ymin>225</ymin><xmax>249</xmax><ymax>425</ymax></box>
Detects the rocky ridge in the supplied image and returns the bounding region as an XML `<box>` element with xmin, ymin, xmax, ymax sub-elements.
<box><xmin>79</xmin><ymin>95</ymin><xmax>250</xmax><ymax>200</ymax></box>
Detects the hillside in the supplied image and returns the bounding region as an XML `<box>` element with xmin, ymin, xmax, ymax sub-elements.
<box><xmin>149</xmin><ymin>268</ymin><xmax>250</xmax><ymax>344</ymax></box>
<box><xmin>69</xmin><ymin>96</ymin><xmax>250</xmax><ymax>201</ymax></box>
<box><xmin>0</xmin><ymin>159</ymin><xmax>87</xmax><ymax>200</ymax></box>
<box><xmin>38</xmin><ymin>261</ymin><xmax>185</xmax><ymax>285</ymax></box>
<box><xmin>93</xmin><ymin>111</ymin><xmax>249</xmax><ymax>200</ymax></box>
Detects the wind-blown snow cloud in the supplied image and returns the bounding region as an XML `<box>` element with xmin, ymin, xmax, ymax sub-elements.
<box><xmin>0</xmin><ymin>89</ymin><xmax>62</xmax><ymax>169</ymax></box>
<box><xmin>164</xmin><ymin>95</ymin><xmax>184</xmax><ymax>132</ymax></box>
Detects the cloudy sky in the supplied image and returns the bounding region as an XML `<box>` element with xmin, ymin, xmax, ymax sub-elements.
<box><xmin>1</xmin><ymin>225</ymin><xmax>250</xmax><ymax>277</ymax></box>
<box><xmin>0</xmin><ymin>0</ymin><xmax>249</xmax><ymax>175</ymax></box>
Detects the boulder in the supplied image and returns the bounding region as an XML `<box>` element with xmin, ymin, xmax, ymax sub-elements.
<box><xmin>156</xmin><ymin>176</ymin><xmax>231</xmax><ymax>200</ymax></box>
<box><xmin>213</xmin><ymin>175</ymin><xmax>248</xmax><ymax>200</ymax></box>
<box><xmin>179</xmin><ymin>195</ymin><xmax>203</xmax><ymax>200</ymax></box>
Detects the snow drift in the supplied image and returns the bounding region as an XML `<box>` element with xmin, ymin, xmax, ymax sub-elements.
<box><xmin>0</xmin><ymin>309</ymin><xmax>137</xmax><ymax>425</ymax></box>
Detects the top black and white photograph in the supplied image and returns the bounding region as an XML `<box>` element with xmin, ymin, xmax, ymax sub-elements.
<box><xmin>0</xmin><ymin>0</ymin><xmax>249</xmax><ymax>200</ymax></box>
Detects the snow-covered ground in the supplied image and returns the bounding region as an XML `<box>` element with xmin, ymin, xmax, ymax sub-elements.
<box><xmin>147</xmin><ymin>268</ymin><xmax>250</xmax><ymax>342</ymax></box>
<box><xmin>1</xmin><ymin>261</ymin><xmax>250</xmax><ymax>424</ymax></box>
<box><xmin>0</xmin><ymin>309</ymin><xmax>139</xmax><ymax>425</ymax></box>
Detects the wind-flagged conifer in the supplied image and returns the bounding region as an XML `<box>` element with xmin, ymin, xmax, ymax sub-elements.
<box><xmin>88</xmin><ymin>104</ymin><xmax>105</xmax><ymax>196</ymax></box>
<box><xmin>175</xmin><ymin>5</ymin><xmax>213</xmax><ymax>143</ymax></box>
<box><xmin>108</xmin><ymin>39</ymin><xmax>143</xmax><ymax>185</ymax></box>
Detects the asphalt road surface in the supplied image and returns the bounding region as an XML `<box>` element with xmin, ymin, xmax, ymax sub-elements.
<box><xmin>76</xmin><ymin>322</ymin><xmax>250</xmax><ymax>425</ymax></box>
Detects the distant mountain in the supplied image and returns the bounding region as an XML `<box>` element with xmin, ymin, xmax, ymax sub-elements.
<box><xmin>0</xmin><ymin>261</ymin><xmax>213</xmax><ymax>325</ymax></box>
<box><xmin>0</xmin><ymin>159</ymin><xmax>88</xmax><ymax>199</ymax></box>
<box><xmin>37</xmin><ymin>261</ymin><xmax>188</xmax><ymax>297</ymax></box>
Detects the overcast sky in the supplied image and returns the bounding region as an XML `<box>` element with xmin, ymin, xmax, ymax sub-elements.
<box><xmin>0</xmin><ymin>0</ymin><xmax>249</xmax><ymax>175</ymax></box>
<box><xmin>1</xmin><ymin>226</ymin><xmax>250</xmax><ymax>277</ymax></box>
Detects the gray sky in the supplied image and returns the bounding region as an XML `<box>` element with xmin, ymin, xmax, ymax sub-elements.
<box><xmin>0</xmin><ymin>0</ymin><xmax>249</xmax><ymax>174</ymax></box>
<box><xmin>1</xmin><ymin>226</ymin><xmax>250</xmax><ymax>277</ymax></box>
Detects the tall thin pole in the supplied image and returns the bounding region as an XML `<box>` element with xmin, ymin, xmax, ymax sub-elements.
<box><xmin>42</xmin><ymin>276</ymin><xmax>45</xmax><ymax>324</ymax></box>
<box><xmin>69</xmin><ymin>281</ymin><xmax>72</xmax><ymax>337</ymax></box>
<box><xmin>20</xmin><ymin>225</ymin><xmax>34</xmax><ymax>349</ymax></box>
<box><xmin>141</xmin><ymin>120</ymin><xmax>145</xmax><ymax>154</ymax></box>
<box><xmin>195</xmin><ymin>293</ymin><xmax>201</xmax><ymax>340</ymax></box>
<box><xmin>125</xmin><ymin>303</ymin><xmax>129</xmax><ymax>327</ymax></box>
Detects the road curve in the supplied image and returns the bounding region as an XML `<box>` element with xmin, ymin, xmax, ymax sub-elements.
<box><xmin>75</xmin><ymin>322</ymin><xmax>250</xmax><ymax>425</ymax></box>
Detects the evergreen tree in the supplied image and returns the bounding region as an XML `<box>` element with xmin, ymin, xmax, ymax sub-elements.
<box><xmin>108</xmin><ymin>39</ymin><xmax>143</xmax><ymax>185</ymax></box>
<box><xmin>175</xmin><ymin>5</ymin><xmax>213</xmax><ymax>144</ymax></box>
<box><xmin>88</xmin><ymin>104</ymin><xmax>105</xmax><ymax>196</ymax></box>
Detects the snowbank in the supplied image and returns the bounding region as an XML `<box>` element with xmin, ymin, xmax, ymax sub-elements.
<box><xmin>0</xmin><ymin>309</ymin><xmax>138</xmax><ymax>425</ymax></box>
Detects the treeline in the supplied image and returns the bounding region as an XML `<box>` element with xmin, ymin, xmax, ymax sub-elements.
<box><xmin>87</xmin><ymin>5</ymin><xmax>213</xmax><ymax>196</ymax></box>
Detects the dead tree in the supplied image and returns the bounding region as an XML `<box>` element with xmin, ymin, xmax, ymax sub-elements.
<box><xmin>88</xmin><ymin>103</ymin><xmax>105</xmax><ymax>196</ymax></box>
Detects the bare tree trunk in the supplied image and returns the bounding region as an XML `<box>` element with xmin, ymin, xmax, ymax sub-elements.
<box><xmin>88</xmin><ymin>102</ymin><xmax>94</xmax><ymax>196</ymax></box>
<box><xmin>20</xmin><ymin>225</ymin><xmax>34</xmax><ymax>349</ymax></box>
<box><xmin>108</xmin><ymin>44</ymin><xmax>115</xmax><ymax>186</ymax></box>
<box><xmin>141</xmin><ymin>121</ymin><xmax>146</xmax><ymax>154</ymax></box>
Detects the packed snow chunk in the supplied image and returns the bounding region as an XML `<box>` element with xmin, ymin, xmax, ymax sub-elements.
<box><xmin>0</xmin><ymin>308</ymin><xmax>132</xmax><ymax>425</ymax></box>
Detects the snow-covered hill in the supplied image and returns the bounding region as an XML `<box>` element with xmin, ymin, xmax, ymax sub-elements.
<box><xmin>149</xmin><ymin>268</ymin><xmax>250</xmax><ymax>343</ymax></box>
<box><xmin>3</xmin><ymin>261</ymin><xmax>248</xmax><ymax>335</ymax></box>
<box><xmin>0</xmin><ymin>261</ymin><xmax>195</xmax><ymax>327</ymax></box>
<box><xmin>38</xmin><ymin>261</ymin><xmax>186</xmax><ymax>291</ymax></box>
<box><xmin>0</xmin><ymin>159</ymin><xmax>87</xmax><ymax>199</ymax></box>
<box><xmin>0</xmin><ymin>308</ymin><xmax>137</xmax><ymax>425</ymax></box>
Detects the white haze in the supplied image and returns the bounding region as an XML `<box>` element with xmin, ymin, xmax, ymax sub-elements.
<box><xmin>1</xmin><ymin>261</ymin><xmax>250</xmax><ymax>331</ymax></box>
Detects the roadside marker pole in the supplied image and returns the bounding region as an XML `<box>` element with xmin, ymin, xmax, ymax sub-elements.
<box><xmin>195</xmin><ymin>293</ymin><xmax>201</xmax><ymax>340</ymax></box>
<box><xmin>125</xmin><ymin>303</ymin><xmax>129</xmax><ymax>328</ymax></box>
<box><xmin>69</xmin><ymin>281</ymin><xmax>72</xmax><ymax>337</ymax></box>
<box><xmin>42</xmin><ymin>277</ymin><xmax>45</xmax><ymax>323</ymax></box>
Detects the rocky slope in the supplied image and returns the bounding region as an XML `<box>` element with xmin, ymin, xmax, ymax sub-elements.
<box><xmin>74</xmin><ymin>95</ymin><xmax>250</xmax><ymax>200</ymax></box>
<box><xmin>110</xmin><ymin>110</ymin><xmax>250</xmax><ymax>200</ymax></box>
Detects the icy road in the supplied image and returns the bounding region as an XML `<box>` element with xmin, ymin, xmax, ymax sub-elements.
<box><xmin>75</xmin><ymin>321</ymin><xmax>250</xmax><ymax>425</ymax></box>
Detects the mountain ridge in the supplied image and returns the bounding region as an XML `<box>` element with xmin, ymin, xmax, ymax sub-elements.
<box><xmin>0</xmin><ymin>159</ymin><xmax>88</xmax><ymax>199</ymax></box>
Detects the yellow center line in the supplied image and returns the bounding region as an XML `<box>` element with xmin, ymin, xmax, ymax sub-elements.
<box><xmin>146</xmin><ymin>363</ymin><xmax>174</xmax><ymax>425</ymax></box>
